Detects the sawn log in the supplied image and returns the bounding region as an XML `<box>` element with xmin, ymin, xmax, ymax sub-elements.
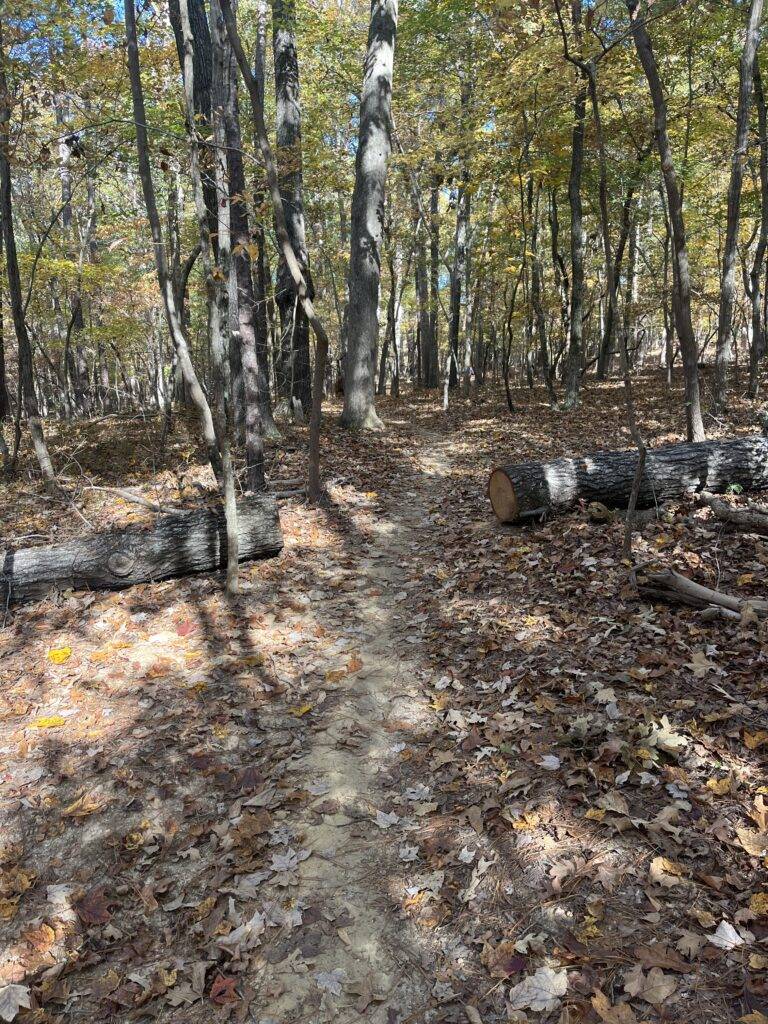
<box><xmin>488</xmin><ymin>435</ymin><xmax>768</xmax><ymax>523</ymax></box>
<box><xmin>1</xmin><ymin>495</ymin><xmax>283</xmax><ymax>604</ymax></box>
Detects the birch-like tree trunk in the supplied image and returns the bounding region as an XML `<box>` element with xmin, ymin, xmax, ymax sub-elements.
<box><xmin>341</xmin><ymin>0</ymin><xmax>398</xmax><ymax>430</ymax></box>
<box><xmin>627</xmin><ymin>0</ymin><xmax>705</xmax><ymax>441</ymax></box>
<box><xmin>749</xmin><ymin>53</ymin><xmax>768</xmax><ymax>398</ymax></box>
<box><xmin>562</xmin><ymin>0</ymin><xmax>586</xmax><ymax>410</ymax></box>
<box><xmin>714</xmin><ymin>0</ymin><xmax>764</xmax><ymax>409</ymax></box>
<box><xmin>221</xmin><ymin>18</ymin><xmax>272</xmax><ymax>480</ymax></box>
<box><xmin>124</xmin><ymin>0</ymin><xmax>225</xmax><ymax>490</ymax></box>
<box><xmin>427</xmin><ymin>161</ymin><xmax>441</xmax><ymax>388</ymax></box>
<box><xmin>272</xmin><ymin>0</ymin><xmax>312</xmax><ymax>414</ymax></box>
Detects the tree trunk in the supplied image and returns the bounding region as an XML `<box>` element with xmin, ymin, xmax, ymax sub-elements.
<box><xmin>168</xmin><ymin>0</ymin><xmax>217</xmax><ymax>243</ymax></box>
<box><xmin>427</xmin><ymin>161</ymin><xmax>441</xmax><ymax>388</ymax></box>
<box><xmin>489</xmin><ymin>435</ymin><xmax>768</xmax><ymax>522</ymax></box>
<box><xmin>562</xmin><ymin>0</ymin><xmax>587</xmax><ymax>410</ymax></box>
<box><xmin>0</xmin><ymin>18</ymin><xmax>56</xmax><ymax>485</ymax></box>
<box><xmin>1</xmin><ymin>496</ymin><xmax>283</xmax><ymax>605</ymax></box>
<box><xmin>252</xmin><ymin>0</ymin><xmax>279</xmax><ymax>430</ymax></box>
<box><xmin>125</xmin><ymin>0</ymin><xmax>223</xmax><ymax>482</ymax></box>
<box><xmin>221</xmin><ymin>17</ymin><xmax>270</xmax><ymax>485</ymax></box>
<box><xmin>220</xmin><ymin>0</ymin><xmax>331</xmax><ymax>500</ymax></box>
<box><xmin>714</xmin><ymin>0</ymin><xmax>764</xmax><ymax>409</ymax></box>
<box><xmin>750</xmin><ymin>53</ymin><xmax>768</xmax><ymax>398</ymax></box>
<box><xmin>0</xmin><ymin>221</ymin><xmax>9</xmax><ymax>421</ymax></box>
<box><xmin>627</xmin><ymin>0</ymin><xmax>705</xmax><ymax>441</ymax></box>
<box><xmin>341</xmin><ymin>0</ymin><xmax>398</xmax><ymax>430</ymax></box>
<box><xmin>272</xmin><ymin>0</ymin><xmax>312</xmax><ymax>414</ymax></box>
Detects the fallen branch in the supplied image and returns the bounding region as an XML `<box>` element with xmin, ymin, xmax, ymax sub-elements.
<box><xmin>699</xmin><ymin>491</ymin><xmax>768</xmax><ymax>535</ymax></box>
<box><xmin>636</xmin><ymin>566</ymin><xmax>768</xmax><ymax>618</ymax></box>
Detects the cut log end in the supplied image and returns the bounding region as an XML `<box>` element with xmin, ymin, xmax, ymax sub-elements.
<box><xmin>488</xmin><ymin>469</ymin><xmax>518</xmax><ymax>523</ymax></box>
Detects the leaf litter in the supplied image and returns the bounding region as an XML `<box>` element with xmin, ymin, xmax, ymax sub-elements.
<box><xmin>1</xmin><ymin>379</ymin><xmax>768</xmax><ymax>1021</ymax></box>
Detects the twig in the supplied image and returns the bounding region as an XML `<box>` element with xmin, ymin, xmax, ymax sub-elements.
<box><xmin>83</xmin><ymin>484</ymin><xmax>184</xmax><ymax>514</ymax></box>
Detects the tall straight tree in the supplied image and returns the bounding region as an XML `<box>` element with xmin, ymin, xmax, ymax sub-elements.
<box><xmin>627</xmin><ymin>0</ymin><xmax>705</xmax><ymax>441</ymax></box>
<box><xmin>749</xmin><ymin>53</ymin><xmax>768</xmax><ymax>398</ymax></box>
<box><xmin>0</xmin><ymin>17</ymin><xmax>55</xmax><ymax>484</ymax></box>
<box><xmin>562</xmin><ymin>0</ymin><xmax>586</xmax><ymax>410</ymax></box>
<box><xmin>272</xmin><ymin>0</ymin><xmax>312</xmax><ymax>413</ymax></box>
<box><xmin>0</xmin><ymin>224</ymin><xmax>9</xmax><ymax>422</ymax></box>
<box><xmin>427</xmin><ymin>158</ymin><xmax>441</xmax><ymax>388</ymax></box>
<box><xmin>448</xmin><ymin>77</ymin><xmax>471</xmax><ymax>390</ymax></box>
<box><xmin>341</xmin><ymin>0</ymin><xmax>398</xmax><ymax>430</ymax></box>
<box><xmin>714</xmin><ymin>0</ymin><xmax>764</xmax><ymax>410</ymax></box>
<box><xmin>124</xmin><ymin>0</ymin><xmax>240</xmax><ymax>591</ymax></box>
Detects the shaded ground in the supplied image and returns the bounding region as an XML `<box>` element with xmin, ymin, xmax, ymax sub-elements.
<box><xmin>1</xmin><ymin>372</ymin><xmax>767</xmax><ymax>1023</ymax></box>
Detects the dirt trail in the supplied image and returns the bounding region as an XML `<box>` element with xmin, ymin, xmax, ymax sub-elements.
<box><xmin>259</xmin><ymin>431</ymin><xmax>453</xmax><ymax>1022</ymax></box>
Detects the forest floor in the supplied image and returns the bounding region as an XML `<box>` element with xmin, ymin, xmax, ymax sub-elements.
<box><xmin>1</xmin><ymin>372</ymin><xmax>768</xmax><ymax>1024</ymax></box>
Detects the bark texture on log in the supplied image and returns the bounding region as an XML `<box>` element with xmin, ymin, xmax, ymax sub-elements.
<box><xmin>1</xmin><ymin>496</ymin><xmax>283</xmax><ymax>603</ymax></box>
<box><xmin>489</xmin><ymin>436</ymin><xmax>768</xmax><ymax>523</ymax></box>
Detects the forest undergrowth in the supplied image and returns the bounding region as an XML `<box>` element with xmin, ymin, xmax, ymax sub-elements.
<box><xmin>1</xmin><ymin>372</ymin><xmax>767</xmax><ymax>1024</ymax></box>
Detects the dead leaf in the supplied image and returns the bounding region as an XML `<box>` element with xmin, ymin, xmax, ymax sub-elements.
<box><xmin>623</xmin><ymin>965</ymin><xmax>677</xmax><ymax>1006</ymax></box>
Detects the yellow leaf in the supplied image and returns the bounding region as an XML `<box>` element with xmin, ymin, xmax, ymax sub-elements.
<box><xmin>706</xmin><ymin>776</ymin><xmax>733</xmax><ymax>796</ymax></box>
<box><xmin>585</xmin><ymin>807</ymin><xmax>606</xmax><ymax>822</ymax></box>
<box><xmin>241</xmin><ymin>653</ymin><xmax>266</xmax><ymax>667</ymax></box>
<box><xmin>738</xmin><ymin>1013</ymin><xmax>768</xmax><ymax>1024</ymax></box>
<box><xmin>289</xmin><ymin>703</ymin><xmax>312</xmax><ymax>717</ymax></box>
<box><xmin>30</xmin><ymin>715</ymin><xmax>66</xmax><ymax>729</ymax></box>
<box><xmin>62</xmin><ymin>792</ymin><xmax>105</xmax><ymax>818</ymax></box>
<box><xmin>0</xmin><ymin>897</ymin><xmax>19</xmax><ymax>920</ymax></box>
<box><xmin>737</xmin><ymin>573</ymin><xmax>755</xmax><ymax>586</ymax></box>
<box><xmin>749</xmin><ymin>892</ymin><xmax>768</xmax><ymax>916</ymax></box>
<box><xmin>48</xmin><ymin>647</ymin><xmax>72</xmax><ymax>664</ymax></box>
<box><xmin>745</xmin><ymin>730</ymin><xmax>768</xmax><ymax>750</ymax></box>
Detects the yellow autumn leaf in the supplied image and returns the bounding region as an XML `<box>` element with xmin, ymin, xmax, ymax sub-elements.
<box><xmin>0</xmin><ymin>897</ymin><xmax>19</xmax><ymax>920</ymax></box>
<box><xmin>240</xmin><ymin>652</ymin><xmax>266</xmax><ymax>667</ymax></box>
<box><xmin>48</xmin><ymin>647</ymin><xmax>72</xmax><ymax>664</ymax></box>
<box><xmin>585</xmin><ymin>807</ymin><xmax>606</xmax><ymax>822</ymax></box>
<box><xmin>62</xmin><ymin>792</ymin><xmax>105</xmax><ymax>818</ymax></box>
<box><xmin>706</xmin><ymin>776</ymin><xmax>733</xmax><ymax>796</ymax></box>
<box><xmin>289</xmin><ymin>703</ymin><xmax>312</xmax><ymax>717</ymax></box>
<box><xmin>745</xmin><ymin>730</ymin><xmax>768</xmax><ymax>750</ymax></box>
<box><xmin>737</xmin><ymin>573</ymin><xmax>755</xmax><ymax>586</ymax></box>
<box><xmin>749</xmin><ymin>892</ymin><xmax>768</xmax><ymax>916</ymax></box>
<box><xmin>30</xmin><ymin>715</ymin><xmax>66</xmax><ymax>729</ymax></box>
<box><xmin>738</xmin><ymin>1013</ymin><xmax>768</xmax><ymax>1024</ymax></box>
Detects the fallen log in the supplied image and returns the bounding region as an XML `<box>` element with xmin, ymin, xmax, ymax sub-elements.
<box><xmin>1</xmin><ymin>495</ymin><xmax>283</xmax><ymax>604</ymax></box>
<box><xmin>488</xmin><ymin>435</ymin><xmax>768</xmax><ymax>523</ymax></box>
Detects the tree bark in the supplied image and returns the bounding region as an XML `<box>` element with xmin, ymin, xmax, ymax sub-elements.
<box><xmin>627</xmin><ymin>0</ymin><xmax>705</xmax><ymax>440</ymax></box>
<box><xmin>341</xmin><ymin>0</ymin><xmax>398</xmax><ymax>430</ymax></box>
<box><xmin>272</xmin><ymin>0</ymin><xmax>312</xmax><ymax>413</ymax></box>
<box><xmin>750</xmin><ymin>52</ymin><xmax>768</xmax><ymax>398</ymax></box>
<box><xmin>1</xmin><ymin>496</ymin><xmax>283</xmax><ymax>605</ymax></box>
<box><xmin>125</xmin><ymin>0</ymin><xmax>223</xmax><ymax>482</ymax></box>
<box><xmin>221</xmin><ymin>13</ymin><xmax>272</xmax><ymax>482</ymax></box>
<box><xmin>714</xmin><ymin>0</ymin><xmax>764</xmax><ymax>409</ymax></box>
<box><xmin>0</xmin><ymin>18</ymin><xmax>56</xmax><ymax>485</ymax></box>
<box><xmin>426</xmin><ymin>160</ymin><xmax>441</xmax><ymax>387</ymax></box>
<box><xmin>488</xmin><ymin>435</ymin><xmax>768</xmax><ymax>522</ymax></box>
<box><xmin>220</xmin><ymin>0</ymin><xmax>331</xmax><ymax>499</ymax></box>
<box><xmin>562</xmin><ymin>0</ymin><xmax>587</xmax><ymax>410</ymax></box>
